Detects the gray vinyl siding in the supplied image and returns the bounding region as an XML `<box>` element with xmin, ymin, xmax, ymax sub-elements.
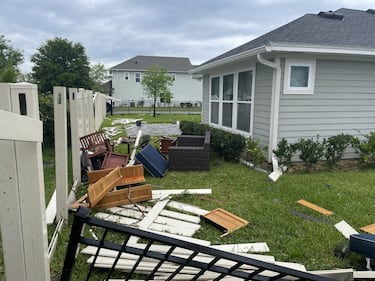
<box><xmin>253</xmin><ymin>62</ymin><xmax>273</xmax><ymax>148</ymax></box>
<box><xmin>202</xmin><ymin>74</ymin><xmax>210</xmax><ymax>124</ymax></box>
<box><xmin>278</xmin><ymin>59</ymin><xmax>375</xmax><ymax>145</ymax></box>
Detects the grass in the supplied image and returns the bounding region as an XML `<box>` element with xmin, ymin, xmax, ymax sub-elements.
<box><xmin>1</xmin><ymin>113</ymin><xmax>374</xmax><ymax>280</ymax></box>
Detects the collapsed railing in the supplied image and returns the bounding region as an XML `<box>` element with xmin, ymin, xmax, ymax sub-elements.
<box><xmin>61</xmin><ymin>207</ymin><xmax>335</xmax><ymax>281</ymax></box>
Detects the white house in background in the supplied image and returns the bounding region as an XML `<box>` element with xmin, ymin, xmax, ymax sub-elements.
<box><xmin>109</xmin><ymin>55</ymin><xmax>202</xmax><ymax>106</ymax></box>
<box><xmin>190</xmin><ymin>8</ymin><xmax>375</xmax><ymax>162</ymax></box>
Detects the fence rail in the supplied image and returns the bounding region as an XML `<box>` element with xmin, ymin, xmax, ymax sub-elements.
<box><xmin>61</xmin><ymin>207</ymin><xmax>335</xmax><ymax>281</ymax></box>
<box><xmin>112</xmin><ymin>99</ymin><xmax>202</xmax><ymax>114</ymax></box>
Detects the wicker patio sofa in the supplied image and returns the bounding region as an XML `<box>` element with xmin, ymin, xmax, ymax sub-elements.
<box><xmin>168</xmin><ymin>131</ymin><xmax>210</xmax><ymax>171</ymax></box>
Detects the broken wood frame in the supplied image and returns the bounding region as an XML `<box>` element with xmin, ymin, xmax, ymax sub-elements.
<box><xmin>87</xmin><ymin>164</ymin><xmax>145</xmax><ymax>186</ymax></box>
<box><xmin>60</xmin><ymin>207</ymin><xmax>335</xmax><ymax>281</ymax></box>
<box><xmin>201</xmin><ymin>208</ymin><xmax>249</xmax><ymax>235</ymax></box>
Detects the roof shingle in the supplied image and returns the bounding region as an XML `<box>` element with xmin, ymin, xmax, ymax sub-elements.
<box><xmin>110</xmin><ymin>55</ymin><xmax>194</xmax><ymax>72</ymax></box>
<box><xmin>202</xmin><ymin>8</ymin><xmax>375</xmax><ymax>66</ymax></box>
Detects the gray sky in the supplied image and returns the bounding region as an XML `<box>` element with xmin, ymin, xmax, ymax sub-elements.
<box><xmin>1</xmin><ymin>0</ymin><xmax>374</xmax><ymax>73</ymax></box>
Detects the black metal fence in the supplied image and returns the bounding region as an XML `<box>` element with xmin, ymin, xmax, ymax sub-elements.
<box><xmin>112</xmin><ymin>99</ymin><xmax>202</xmax><ymax>115</ymax></box>
<box><xmin>60</xmin><ymin>207</ymin><xmax>335</xmax><ymax>281</ymax></box>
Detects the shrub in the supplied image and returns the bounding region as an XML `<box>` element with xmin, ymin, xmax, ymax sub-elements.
<box><xmin>294</xmin><ymin>137</ymin><xmax>325</xmax><ymax>171</ymax></box>
<box><xmin>244</xmin><ymin>138</ymin><xmax>267</xmax><ymax>166</ymax></box>
<box><xmin>323</xmin><ymin>134</ymin><xmax>352</xmax><ymax>168</ymax></box>
<box><xmin>351</xmin><ymin>132</ymin><xmax>375</xmax><ymax>165</ymax></box>
<box><xmin>178</xmin><ymin>121</ymin><xmax>246</xmax><ymax>162</ymax></box>
<box><xmin>273</xmin><ymin>138</ymin><xmax>296</xmax><ymax>168</ymax></box>
<box><xmin>39</xmin><ymin>94</ymin><xmax>55</xmax><ymax>147</ymax></box>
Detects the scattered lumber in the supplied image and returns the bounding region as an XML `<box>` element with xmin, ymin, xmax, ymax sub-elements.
<box><xmin>201</xmin><ymin>208</ymin><xmax>249</xmax><ymax>234</ymax></box>
<box><xmin>87</xmin><ymin>167</ymin><xmax>122</xmax><ymax>207</ymax></box>
<box><xmin>296</xmin><ymin>199</ymin><xmax>333</xmax><ymax>216</ymax></box>
<box><xmin>93</xmin><ymin>184</ymin><xmax>152</xmax><ymax>209</ymax></box>
<box><xmin>360</xmin><ymin>223</ymin><xmax>375</xmax><ymax>234</ymax></box>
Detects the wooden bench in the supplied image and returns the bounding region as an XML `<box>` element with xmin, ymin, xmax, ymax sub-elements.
<box><xmin>80</xmin><ymin>131</ymin><xmax>114</xmax><ymax>159</ymax></box>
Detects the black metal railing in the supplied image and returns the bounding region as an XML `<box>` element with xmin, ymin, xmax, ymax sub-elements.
<box><xmin>61</xmin><ymin>207</ymin><xmax>336</xmax><ymax>281</ymax></box>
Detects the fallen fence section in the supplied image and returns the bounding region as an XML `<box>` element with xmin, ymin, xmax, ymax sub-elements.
<box><xmin>60</xmin><ymin>207</ymin><xmax>336</xmax><ymax>281</ymax></box>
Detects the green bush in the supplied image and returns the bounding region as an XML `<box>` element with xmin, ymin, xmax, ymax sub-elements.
<box><xmin>244</xmin><ymin>138</ymin><xmax>267</xmax><ymax>166</ymax></box>
<box><xmin>351</xmin><ymin>132</ymin><xmax>375</xmax><ymax>165</ymax></box>
<box><xmin>294</xmin><ymin>137</ymin><xmax>325</xmax><ymax>171</ymax></box>
<box><xmin>323</xmin><ymin>134</ymin><xmax>352</xmax><ymax>168</ymax></box>
<box><xmin>273</xmin><ymin>138</ymin><xmax>296</xmax><ymax>168</ymax></box>
<box><xmin>179</xmin><ymin>121</ymin><xmax>246</xmax><ymax>162</ymax></box>
<box><xmin>39</xmin><ymin>94</ymin><xmax>55</xmax><ymax>147</ymax></box>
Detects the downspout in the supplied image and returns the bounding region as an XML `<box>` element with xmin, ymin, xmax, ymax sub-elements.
<box><xmin>256</xmin><ymin>54</ymin><xmax>282</xmax><ymax>182</ymax></box>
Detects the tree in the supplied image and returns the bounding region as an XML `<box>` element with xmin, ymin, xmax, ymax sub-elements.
<box><xmin>0</xmin><ymin>35</ymin><xmax>23</xmax><ymax>82</ymax></box>
<box><xmin>141</xmin><ymin>65</ymin><xmax>174</xmax><ymax>117</ymax></box>
<box><xmin>90</xmin><ymin>62</ymin><xmax>109</xmax><ymax>93</ymax></box>
<box><xmin>31</xmin><ymin>37</ymin><xmax>91</xmax><ymax>94</ymax></box>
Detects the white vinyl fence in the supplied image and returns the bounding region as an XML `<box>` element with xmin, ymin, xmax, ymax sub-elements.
<box><xmin>0</xmin><ymin>83</ymin><xmax>112</xmax><ymax>281</ymax></box>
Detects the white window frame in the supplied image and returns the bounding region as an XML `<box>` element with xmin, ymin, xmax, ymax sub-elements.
<box><xmin>208</xmin><ymin>67</ymin><xmax>255</xmax><ymax>136</ymax></box>
<box><xmin>284</xmin><ymin>58</ymin><xmax>316</xmax><ymax>95</ymax></box>
<box><xmin>135</xmin><ymin>72</ymin><xmax>141</xmax><ymax>83</ymax></box>
<box><xmin>124</xmin><ymin>72</ymin><xmax>129</xmax><ymax>81</ymax></box>
<box><xmin>209</xmin><ymin>75</ymin><xmax>220</xmax><ymax>125</ymax></box>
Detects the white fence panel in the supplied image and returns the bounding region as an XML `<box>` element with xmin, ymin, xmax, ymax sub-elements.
<box><xmin>54</xmin><ymin>86</ymin><xmax>68</xmax><ymax>221</ymax></box>
<box><xmin>0</xmin><ymin>82</ymin><xmax>50</xmax><ymax>281</ymax></box>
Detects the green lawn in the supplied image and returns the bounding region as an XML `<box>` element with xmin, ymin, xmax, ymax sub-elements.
<box><xmin>2</xmin><ymin>114</ymin><xmax>373</xmax><ymax>281</ymax></box>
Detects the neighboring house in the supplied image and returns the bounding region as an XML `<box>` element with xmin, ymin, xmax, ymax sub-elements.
<box><xmin>190</xmin><ymin>8</ymin><xmax>375</xmax><ymax>161</ymax></box>
<box><xmin>109</xmin><ymin>55</ymin><xmax>202</xmax><ymax>106</ymax></box>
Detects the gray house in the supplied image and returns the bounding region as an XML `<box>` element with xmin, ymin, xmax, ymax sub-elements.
<box><xmin>190</xmin><ymin>8</ymin><xmax>375</xmax><ymax>162</ymax></box>
<box><xmin>110</xmin><ymin>55</ymin><xmax>202</xmax><ymax>106</ymax></box>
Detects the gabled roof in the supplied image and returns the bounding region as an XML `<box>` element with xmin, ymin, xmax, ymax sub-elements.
<box><xmin>199</xmin><ymin>8</ymin><xmax>375</xmax><ymax>67</ymax></box>
<box><xmin>110</xmin><ymin>55</ymin><xmax>195</xmax><ymax>72</ymax></box>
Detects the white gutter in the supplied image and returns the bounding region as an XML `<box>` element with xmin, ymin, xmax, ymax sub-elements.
<box><xmin>266</xmin><ymin>42</ymin><xmax>375</xmax><ymax>57</ymax></box>
<box><xmin>256</xmin><ymin>54</ymin><xmax>282</xmax><ymax>182</ymax></box>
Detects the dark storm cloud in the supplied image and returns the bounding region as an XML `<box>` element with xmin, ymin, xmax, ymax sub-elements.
<box><xmin>0</xmin><ymin>0</ymin><xmax>373</xmax><ymax>72</ymax></box>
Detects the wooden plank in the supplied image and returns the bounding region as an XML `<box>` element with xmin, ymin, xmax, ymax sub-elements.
<box><xmin>87</xmin><ymin>167</ymin><xmax>122</xmax><ymax>207</ymax></box>
<box><xmin>95</xmin><ymin>212</ymin><xmax>139</xmax><ymax>225</ymax></box>
<box><xmin>360</xmin><ymin>223</ymin><xmax>375</xmax><ymax>234</ymax></box>
<box><xmin>310</xmin><ymin>269</ymin><xmax>354</xmax><ymax>281</ymax></box>
<box><xmin>87</xmin><ymin>165</ymin><xmax>145</xmax><ymax>185</ymax></box>
<box><xmin>212</xmin><ymin>242</ymin><xmax>269</xmax><ymax>253</ymax></box>
<box><xmin>334</xmin><ymin>220</ymin><xmax>358</xmax><ymax>239</ymax></box>
<box><xmin>167</xmin><ymin>200</ymin><xmax>209</xmax><ymax>216</ymax></box>
<box><xmin>108</xmin><ymin>207</ymin><xmax>201</xmax><ymax>231</ymax></box>
<box><xmin>202</xmin><ymin>208</ymin><xmax>249</xmax><ymax>234</ymax></box>
<box><xmin>93</xmin><ymin>184</ymin><xmax>152</xmax><ymax>209</ymax></box>
<box><xmin>353</xmin><ymin>270</ymin><xmax>375</xmax><ymax>279</ymax></box>
<box><xmin>152</xmin><ymin>188</ymin><xmax>212</xmax><ymax>199</ymax></box>
<box><xmin>296</xmin><ymin>199</ymin><xmax>333</xmax><ymax>216</ymax></box>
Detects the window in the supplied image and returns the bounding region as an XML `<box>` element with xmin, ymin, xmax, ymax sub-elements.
<box><xmin>223</xmin><ymin>74</ymin><xmax>233</xmax><ymax>101</ymax></box>
<box><xmin>222</xmin><ymin>74</ymin><xmax>234</xmax><ymax>128</ymax></box>
<box><xmin>210</xmin><ymin>76</ymin><xmax>220</xmax><ymax>124</ymax></box>
<box><xmin>284</xmin><ymin>59</ymin><xmax>315</xmax><ymax>94</ymax></box>
<box><xmin>124</xmin><ymin>72</ymin><xmax>129</xmax><ymax>81</ymax></box>
<box><xmin>209</xmin><ymin>69</ymin><xmax>254</xmax><ymax>134</ymax></box>
<box><xmin>237</xmin><ymin>70</ymin><xmax>253</xmax><ymax>132</ymax></box>
<box><xmin>135</xmin><ymin>72</ymin><xmax>141</xmax><ymax>83</ymax></box>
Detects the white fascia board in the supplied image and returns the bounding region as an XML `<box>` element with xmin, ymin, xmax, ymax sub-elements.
<box><xmin>266</xmin><ymin>42</ymin><xmax>375</xmax><ymax>57</ymax></box>
<box><xmin>189</xmin><ymin>46</ymin><xmax>267</xmax><ymax>74</ymax></box>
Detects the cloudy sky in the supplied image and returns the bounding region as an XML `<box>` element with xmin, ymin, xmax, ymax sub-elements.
<box><xmin>1</xmin><ymin>0</ymin><xmax>374</xmax><ymax>73</ymax></box>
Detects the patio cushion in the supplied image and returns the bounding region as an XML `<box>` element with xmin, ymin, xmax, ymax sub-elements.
<box><xmin>349</xmin><ymin>233</ymin><xmax>375</xmax><ymax>259</ymax></box>
<box><xmin>135</xmin><ymin>144</ymin><xmax>168</xmax><ymax>177</ymax></box>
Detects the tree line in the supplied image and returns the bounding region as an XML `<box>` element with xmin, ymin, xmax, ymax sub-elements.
<box><xmin>0</xmin><ymin>35</ymin><xmax>108</xmax><ymax>94</ymax></box>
